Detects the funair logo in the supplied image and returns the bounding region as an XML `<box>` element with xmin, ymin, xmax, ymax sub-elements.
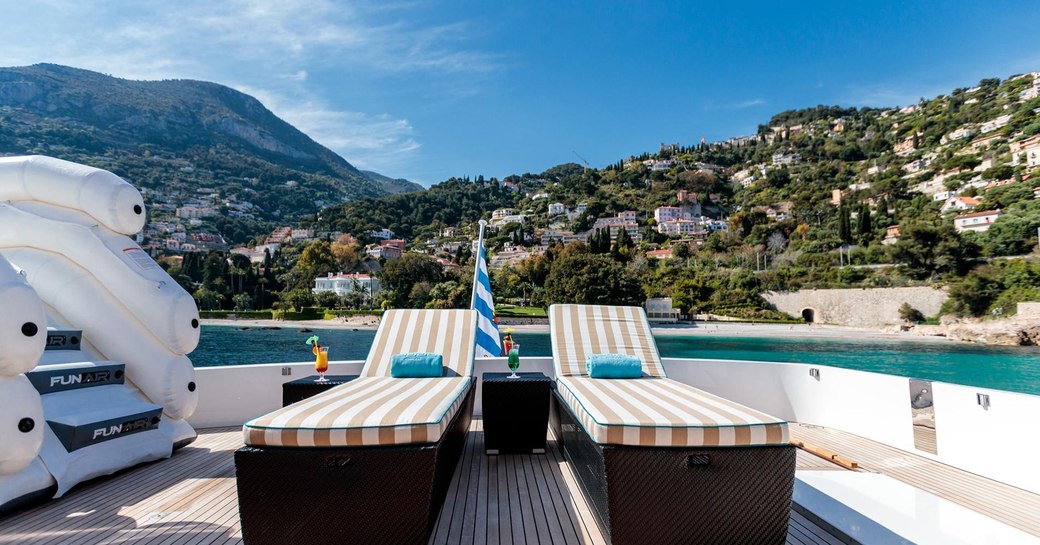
<box><xmin>92</xmin><ymin>417</ymin><xmax>153</xmax><ymax>440</ymax></box>
<box><xmin>49</xmin><ymin>370</ymin><xmax>112</xmax><ymax>388</ymax></box>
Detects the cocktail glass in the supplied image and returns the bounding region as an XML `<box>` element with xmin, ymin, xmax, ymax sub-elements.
<box><xmin>507</xmin><ymin>343</ymin><xmax>520</xmax><ymax>379</ymax></box>
<box><xmin>315</xmin><ymin>346</ymin><xmax>329</xmax><ymax>382</ymax></box>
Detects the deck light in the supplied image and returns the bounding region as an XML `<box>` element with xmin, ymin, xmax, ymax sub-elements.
<box><xmin>809</xmin><ymin>368</ymin><xmax>820</xmax><ymax>380</ymax></box>
<box><xmin>977</xmin><ymin>393</ymin><xmax>990</xmax><ymax>410</ymax></box>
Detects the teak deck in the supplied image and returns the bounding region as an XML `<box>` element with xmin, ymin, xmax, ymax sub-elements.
<box><xmin>1</xmin><ymin>421</ymin><xmax>1035</xmax><ymax>544</ymax></box>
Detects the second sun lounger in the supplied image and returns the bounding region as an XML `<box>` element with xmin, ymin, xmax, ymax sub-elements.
<box><xmin>235</xmin><ymin>309</ymin><xmax>477</xmax><ymax>545</ymax></box>
<box><xmin>549</xmin><ymin>304</ymin><xmax>796</xmax><ymax>545</ymax></box>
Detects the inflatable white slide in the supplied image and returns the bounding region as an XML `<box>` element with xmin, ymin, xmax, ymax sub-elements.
<box><xmin>0</xmin><ymin>156</ymin><xmax>201</xmax><ymax>511</ymax></box>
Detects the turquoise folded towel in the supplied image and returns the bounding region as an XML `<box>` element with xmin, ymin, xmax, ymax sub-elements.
<box><xmin>586</xmin><ymin>354</ymin><xmax>642</xmax><ymax>379</ymax></box>
<box><xmin>390</xmin><ymin>353</ymin><xmax>444</xmax><ymax>378</ymax></box>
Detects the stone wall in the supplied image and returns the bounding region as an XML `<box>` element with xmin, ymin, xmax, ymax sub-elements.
<box><xmin>1018</xmin><ymin>302</ymin><xmax>1040</xmax><ymax>320</ymax></box>
<box><xmin>763</xmin><ymin>287</ymin><xmax>948</xmax><ymax>327</ymax></box>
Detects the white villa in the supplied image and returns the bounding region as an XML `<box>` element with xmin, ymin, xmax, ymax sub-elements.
<box><xmin>313</xmin><ymin>273</ymin><xmax>381</xmax><ymax>299</ymax></box>
<box><xmin>954</xmin><ymin>210</ymin><xmax>1002</xmax><ymax>233</ymax></box>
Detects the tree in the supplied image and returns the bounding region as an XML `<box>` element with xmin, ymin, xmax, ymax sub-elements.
<box><xmin>766</xmin><ymin>167</ymin><xmax>791</xmax><ymax>188</ymax></box>
<box><xmin>543</xmin><ymin>254</ymin><xmax>643</xmax><ymax>306</ymax></box>
<box><xmin>981</xmin><ymin>200</ymin><xmax>1040</xmax><ymax>256</ymax></box>
<box><xmin>281</xmin><ymin>288</ymin><xmax>315</xmax><ymax>311</ymax></box>
<box><xmin>193</xmin><ymin>288</ymin><xmax>222</xmax><ymax>311</ymax></box>
<box><xmin>672</xmin><ymin>243</ymin><xmax>691</xmax><ymax>262</ymax></box>
<box><xmin>315</xmin><ymin>290</ymin><xmax>341</xmax><ymax>309</ymax></box>
<box><xmin>233</xmin><ymin>293</ymin><xmax>254</xmax><ymax>311</ymax></box>
<box><xmin>890</xmin><ymin>221</ymin><xmax>977</xmax><ymax>279</ymax></box>
<box><xmin>377</xmin><ymin>254</ymin><xmax>445</xmax><ymax>306</ymax></box>
<box><xmin>838</xmin><ymin>206</ymin><xmax>851</xmax><ymax>243</ymax></box>
<box><xmin>287</xmin><ymin>240</ymin><xmax>338</xmax><ymax>290</ymax></box>
<box><xmin>898</xmin><ymin>302</ymin><xmax>924</xmax><ymax>323</ymax></box>
<box><xmin>857</xmin><ymin>203</ymin><xmax>872</xmax><ymax>238</ymax></box>
<box><xmin>766</xmin><ymin>231</ymin><xmax>788</xmax><ymax>254</ymax></box>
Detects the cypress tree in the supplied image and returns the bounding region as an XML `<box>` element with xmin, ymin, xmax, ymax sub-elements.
<box><xmin>858</xmin><ymin>203</ymin><xmax>871</xmax><ymax>236</ymax></box>
<box><xmin>838</xmin><ymin>206</ymin><xmax>850</xmax><ymax>242</ymax></box>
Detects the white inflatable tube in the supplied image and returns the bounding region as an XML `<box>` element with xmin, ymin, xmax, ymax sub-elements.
<box><xmin>0</xmin><ymin>254</ymin><xmax>46</xmax><ymax>375</ymax></box>
<box><xmin>6</xmin><ymin>249</ymin><xmax>198</xmax><ymax>420</ymax></box>
<box><xmin>0</xmin><ymin>155</ymin><xmax>145</xmax><ymax>235</ymax></box>
<box><xmin>0</xmin><ymin>376</ymin><xmax>45</xmax><ymax>476</ymax></box>
<box><xmin>0</xmin><ymin>204</ymin><xmax>200</xmax><ymax>355</ymax></box>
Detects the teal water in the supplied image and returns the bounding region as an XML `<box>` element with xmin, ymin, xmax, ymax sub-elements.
<box><xmin>194</xmin><ymin>326</ymin><xmax>1040</xmax><ymax>395</ymax></box>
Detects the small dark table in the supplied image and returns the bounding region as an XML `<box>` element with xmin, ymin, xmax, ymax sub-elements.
<box><xmin>282</xmin><ymin>375</ymin><xmax>358</xmax><ymax>406</ymax></box>
<box><xmin>482</xmin><ymin>372</ymin><xmax>551</xmax><ymax>454</ymax></box>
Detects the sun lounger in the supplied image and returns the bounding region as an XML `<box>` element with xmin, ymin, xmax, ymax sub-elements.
<box><xmin>235</xmin><ymin>309</ymin><xmax>477</xmax><ymax>545</ymax></box>
<box><xmin>548</xmin><ymin>304</ymin><xmax>796</xmax><ymax>545</ymax></box>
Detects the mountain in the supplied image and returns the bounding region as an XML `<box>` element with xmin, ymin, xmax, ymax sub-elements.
<box><xmin>0</xmin><ymin>64</ymin><xmax>418</xmax><ymax>226</ymax></box>
<box><xmin>360</xmin><ymin>170</ymin><xmax>423</xmax><ymax>194</ymax></box>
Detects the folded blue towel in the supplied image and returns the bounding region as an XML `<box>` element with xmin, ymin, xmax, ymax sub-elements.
<box><xmin>390</xmin><ymin>352</ymin><xmax>444</xmax><ymax>378</ymax></box>
<box><xmin>586</xmin><ymin>354</ymin><xmax>642</xmax><ymax>379</ymax></box>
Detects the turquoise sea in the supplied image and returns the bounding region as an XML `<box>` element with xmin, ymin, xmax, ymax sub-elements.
<box><xmin>193</xmin><ymin>325</ymin><xmax>1040</xmax><ymax>396</ymax></box>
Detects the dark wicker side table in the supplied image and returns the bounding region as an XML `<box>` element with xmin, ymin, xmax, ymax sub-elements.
<box><xmin>281</xmin><ymin>375</ymin><xmax>358</xmax><ymax>406</ymax></box>
<box><xmin>482</xmin><ymin>372</ymin><xmax>551</xmax><ymax>454</ymax></box>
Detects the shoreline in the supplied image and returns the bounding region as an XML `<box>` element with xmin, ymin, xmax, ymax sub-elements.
<box><xmin>201</xmin><ymin>317</ymin><xmax>958</xmax><ymax>343</ymax></box>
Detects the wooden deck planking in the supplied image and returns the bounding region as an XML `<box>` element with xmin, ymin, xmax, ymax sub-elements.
<box><xmin>0</xmin><ymin>422</ymin><xmax>916</xmax><ymax>545</ymax></box>
<box><xmin>790</xmin><ymin>422</ymin><xmax>1040</xmax><ymax>538</ymax></box>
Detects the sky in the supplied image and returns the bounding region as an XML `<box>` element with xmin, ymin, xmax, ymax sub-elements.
<box><xmin>1</xmin><ymin>1</ymin><xmax>1038</xmax><ymax>185</ymax></box>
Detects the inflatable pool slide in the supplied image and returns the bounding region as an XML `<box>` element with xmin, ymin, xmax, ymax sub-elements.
<box><xmin>0</xmin><ymin>156</ymin><xmax>200</xmax><ymax>513</ymax></box>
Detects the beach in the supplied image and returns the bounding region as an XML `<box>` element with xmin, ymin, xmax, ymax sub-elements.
<box><xmin>201</xmin><ymin>316</ymin><xmax>956</xmax><ymax>343</ymax></box>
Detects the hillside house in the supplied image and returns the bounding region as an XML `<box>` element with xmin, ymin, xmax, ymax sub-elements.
<box><xmin>970</xmin><ymin>133</ymin><xmax>1005</xmax><ymax>153</ymax></box>
<box><xmin>654</xmin><ymin>206</ymin><xmax>682</xmax><ymax>223</ymax></box>
<box><xmin>954</xmin><ymin>210</ymin><xmax>1002</xmax><ymax>233</ymax></box>
<box><xmin>941</xmin><ymin>196</ymin><xmax>980</xmax><ymax>214</ymax></box>
<box><xmin>657</xmin><ymin>219</ymin><xmax>700</xmax><ymax>236</ymax></box>
<box><xmin>313</xmin><ymin>273</ymin><xmax>381</xmax><ymax>300</ymax></box>
<box><xmin>941</xmin><ymin>127</ymin><xmax>977</xmax><ymax>144</ymax></box>
<box><xmin>645</xmin><ymin>249</ymin><xmax>674</xmax><ymax>260</ymax></box>
<box><xmin>645</xmin><ymin>298</ymin><xmax>681</xmax><ymax>323</ymax></box>
<box><xmin>894</xmin><ymin>134</ymin><xmax>919</xmax><ymax>156</ymax></box>
<box><xmin>548</xmin><ymin>202</ymin><xmax>567</xmax><ymax>215</ymax></box>
<box><xmin>979</xmin><ymin>114</ymin><xmax>1012</xmax><ymax>134</ymax></box>
<box><xmin>883</xmin><ymin>225</ymin><xmax>901</xmax><ymax>245</ymax></box>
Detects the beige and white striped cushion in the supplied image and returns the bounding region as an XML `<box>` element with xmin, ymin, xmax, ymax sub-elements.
<box><xmin>361</xmin><ymin>309</ymin><xmax>477</xmax><ymax>378</ymax></box>
<box><xmin>550</xmin><ymin>304</ymin><xmax>666</xmax><ymax>377</ymax></box>
<box><xmin>557</xmin><ymin>376</ymin><xmax>789</xmax><ymax>447</ymax></box>
<box><xmin>243</xmin><ymin>377</ymin><xmax>470</xmax><ymax>447</ymax></box>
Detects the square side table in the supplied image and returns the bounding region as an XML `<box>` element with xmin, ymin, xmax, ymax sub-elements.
<box><xmin>282</xmin><ymin>375</ymin><xmax>358</xmax><ymax>406</ymax></box>
<box><xmin>481</xmin><ymin>372</ymin><xmax>551</xmax><ymax>454</ymax></box>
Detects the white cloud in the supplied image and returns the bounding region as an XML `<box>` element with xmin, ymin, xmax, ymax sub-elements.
<box><xmin>703</xmin><ymin>98</ymin><xmax>766</xmax><ymax>111</ymax></box>
<box><xmin>235</xmin><ymin>86</ymin><xmax>420</xmax><ymax>174</ymax></box>
<box><xmin>0</xmin><ymin>0</ymin><xmax>491</xmax><ymax>182</ymax></box>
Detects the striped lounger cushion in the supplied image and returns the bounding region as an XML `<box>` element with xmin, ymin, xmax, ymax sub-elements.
<box><xmin>243</xmin><ymin>377</ymin><xmax>471</xmax><ymax>447</ymax></box>
<box><xmin>550</xmin><ymin>304</ymin><xmax>789</xmax><ymax>448</ymax></box>
<box><xmin>244</xmin><ymin>308</ymin><xmax>478</xmax><ymax>448</ymax></box>
<box><xmin>550</xmin><ymin>304</ymin><xmax>667</xmax><ymax>377</ymax></box>
<box><xmin>557</xmin><ymin>376</ymin><xmax>789</xmax><ymax>447</ymax></box>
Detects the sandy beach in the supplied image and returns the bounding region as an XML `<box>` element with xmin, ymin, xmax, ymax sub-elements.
<box><xmin>201</xmin><ymin>316</ymin><xmax>956</xmax><ymax>343</ymax></box>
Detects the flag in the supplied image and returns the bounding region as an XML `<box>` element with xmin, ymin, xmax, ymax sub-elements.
<box><xmin>472</xmin><ymin>243</ymin><xmax>502</xmax><ymax>358</ymax></box>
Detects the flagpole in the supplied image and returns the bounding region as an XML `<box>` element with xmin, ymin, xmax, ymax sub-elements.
<box><xmin>470</xmin><ymin>219</ymin><xmax>488</xmax><ymax>309</ymax></box>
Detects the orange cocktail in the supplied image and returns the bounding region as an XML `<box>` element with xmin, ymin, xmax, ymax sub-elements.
<box><xmin>314</xmin><ymin>346</ymin><xmax>329</xmax><ymax>382</ymax></box>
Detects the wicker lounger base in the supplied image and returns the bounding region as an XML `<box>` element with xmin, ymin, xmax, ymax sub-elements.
<box><xmin>551</xmin><ymin>390</ymin><xmax>796</xmax><ymax>545</ymax></box>
<box><xmin>234</xmin><ymin>386</ymin><xmax>474</xmax><ymax>545</ymax></box>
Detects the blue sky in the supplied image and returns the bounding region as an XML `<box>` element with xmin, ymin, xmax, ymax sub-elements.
<box><xmin>1</xmin><ymin>1</ymin><xmax>1037</xmax><ymax>185</ymax></box>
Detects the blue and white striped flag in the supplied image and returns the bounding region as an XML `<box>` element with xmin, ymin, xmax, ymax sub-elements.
<box><xmin>472</xmin><ymin>243</ymin><xmax>502</xmax><ymax>358</ymax></box>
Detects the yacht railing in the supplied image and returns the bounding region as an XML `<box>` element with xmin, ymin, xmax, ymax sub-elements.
<box><xmin>189</xmin><ymin>356</ymin><xmax>1040</xmax><ymax>495</ymax></box>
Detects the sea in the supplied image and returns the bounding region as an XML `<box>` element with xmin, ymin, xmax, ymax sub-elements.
<box><xmin>193</xmin><ymin>325</ymin><xmax>1040</xmax><ymax>396</ymax></box>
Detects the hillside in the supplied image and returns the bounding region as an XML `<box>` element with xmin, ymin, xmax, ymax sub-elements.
<box><xmin>307</xmin><ymin>71</ymin><xmax>1040</xmax><ymax>325</ymax></box>
<box><xmin>0</xmin><ymin>64</ymin><xmax>418</xmax><ymax>236</ymax></box>
<box><xmin>361</xmin><ymin>170</ymin><xmax>423</xmax><ymax>194</ymax></box>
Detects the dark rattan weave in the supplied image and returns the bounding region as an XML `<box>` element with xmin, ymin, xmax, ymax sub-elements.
<box><xmin>482</xmin><ymin>372</ymin><xmax>551</xmax><ymax>454</ymax></box>
<box><xmin>551</xmin><ymin>390</ymin><xmax>796</xmax><ymax>545</ymax></box>
<box><xmin>235</xmin><ymin>384</ymin><xmax>474</xmax><ymax>545</ymax></box>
